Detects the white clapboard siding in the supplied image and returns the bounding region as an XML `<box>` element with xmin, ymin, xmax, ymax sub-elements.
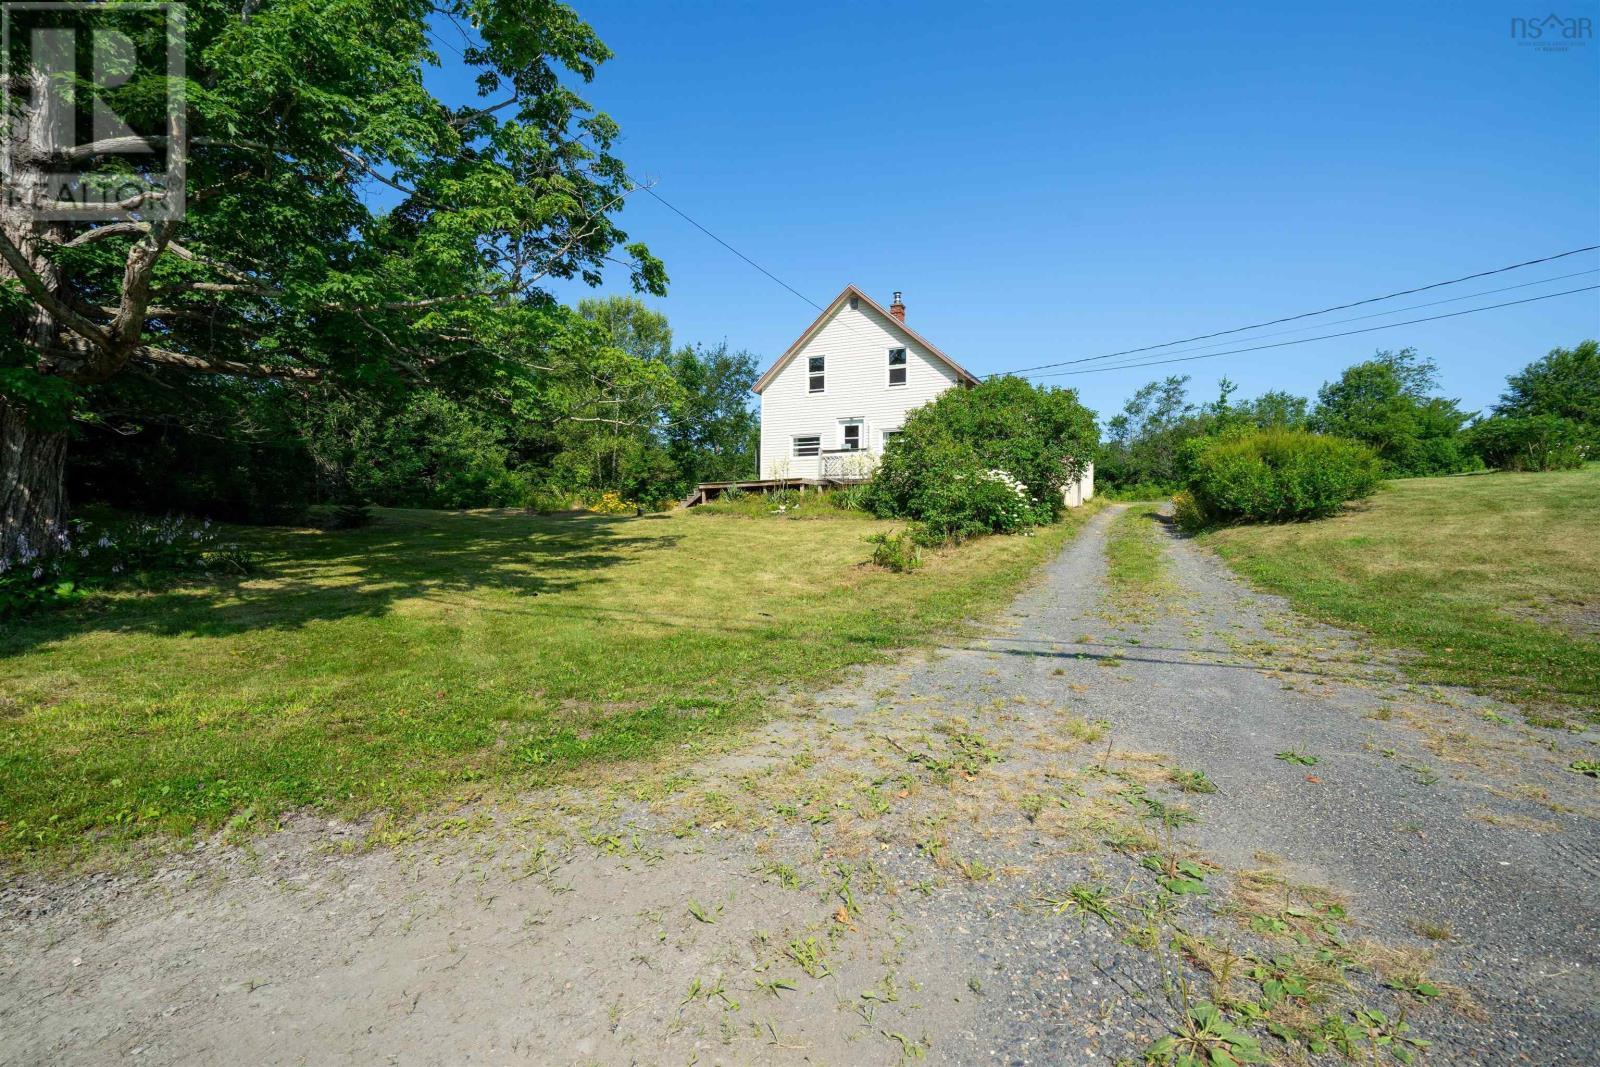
<box><xmin>758</xmin><ymin>300</ymin><xmax>959</xmax><ymax>479</ymax></box>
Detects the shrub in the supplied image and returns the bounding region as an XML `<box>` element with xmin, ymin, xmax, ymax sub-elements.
<box><xmin>867</xmin><ymin>530</ymin><xmax>923</xmax><ymax>572</ymax></box>
<box><xmin>1171</xmin><ymin>489</ymin><xmax>1208</xmax><ymax>533</ymax></box>
<box><xmin>864</xmin><ymin>377</ymin><xmax>1098</xmax><ymax>538</ymax></box>
<box><xmin>0</xmin><ymin>515</ymin><xmax>256</xmax><ymax>619</ymax></box>
<box><xmin>585</xmin><ymin>490</ymin><xmax>634</xmax><ymax>515</ymax></box>
<box><xmin>1467</xmin><ymin>414</ymin><xmax>1589</xmax><ymax>472</ymax></box>
<box><xmin>1184</xmin><ymin>430</ymin><xmax>1380</xmax><ymax>525</ymax></box>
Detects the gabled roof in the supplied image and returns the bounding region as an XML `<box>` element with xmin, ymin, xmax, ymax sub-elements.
<box><xmin>751</xmin><ymin>284</ymin><xmax>981</xmax><ymax>394</ymax></box>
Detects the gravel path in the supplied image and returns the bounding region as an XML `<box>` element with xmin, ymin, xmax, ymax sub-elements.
<box><xmin>937</xmin><ymin>504</ymin><xmax>1600</xmax><ymax>1063</ymax></box>
<box><xmin>3</xmin><ymin>503</ymin><xmax>1597</xmax><ymax>1065</ymax></box>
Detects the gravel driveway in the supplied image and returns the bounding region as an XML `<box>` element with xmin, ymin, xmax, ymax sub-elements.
<box><xmin>3</xmin><ymin>503</ymin><xmax>1596</xmax><ymax>1065</ymax></box>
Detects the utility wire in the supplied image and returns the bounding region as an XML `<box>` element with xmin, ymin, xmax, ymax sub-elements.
<box><xmin>630</xmin><ymin>181</ymin><xmax>829</xmax><ymax>316</ymax></box>
<box><xmin>1020</xmin><ymin>284</ymin><xmax>1600</xmax><ymax>379</ymax></box>
<box><xmin>989</xmin><ymin>245</ymin><xmax>1600</xmax><ymax>377</ymax></box>
<box><xmin>1065</xmin><ymin>267</ymin><xmax>1599</xmax><ymax>364</ymax></box>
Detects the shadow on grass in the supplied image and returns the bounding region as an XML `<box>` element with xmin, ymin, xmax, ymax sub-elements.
<box><xmin>0</xmin><ymin>508</ymin><xmax>681</xmax><ymax>654</ymax></box>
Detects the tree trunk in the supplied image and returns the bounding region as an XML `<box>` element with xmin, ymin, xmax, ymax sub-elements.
<box><xmin>0</xmin><ymin>400</ymin><xmax>67</xmax><ymax>560</ymax></box>
<box><xmin>1</xmin><ymin>61</ymin><xmax>74</xmax><ymax>561</ymax></box>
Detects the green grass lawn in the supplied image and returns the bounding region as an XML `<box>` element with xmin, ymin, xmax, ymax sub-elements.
<box><xmin>0</xmin><ymin>500</ymin><xmax>1100</xmax><ymax>857</ymax></box>
<box><xmin>1205</xmin><ymin>466</ymin><xmax>1600</xmax><ymax>727</ymax></box>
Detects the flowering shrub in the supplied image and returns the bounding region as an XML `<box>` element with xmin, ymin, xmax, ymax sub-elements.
<box><xmin>0</xmin><ymin>516</ymin><xmax>255</xmax><ymax>619</ymax></box>
<box><xmin>892</xmin><ymin>464</ymin><xmax>1034</xmax><ymax>545</ymax></box>
<box><xmin>586</xmin><ymin>491</ymin><xmax>635</xmax><ymax>514</ymax></box>
<box><xmin>864</xmin><ymin>376</ymin><xmax>1098</xmax><ymax>541</ymax></box>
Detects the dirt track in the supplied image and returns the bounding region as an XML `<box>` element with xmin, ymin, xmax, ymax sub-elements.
<box><xmin>4</xmin><ymin>505</ymin><xmax>1597</xmax><ymax>1065</ymax></box>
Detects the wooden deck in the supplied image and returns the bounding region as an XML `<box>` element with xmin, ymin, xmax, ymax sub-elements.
<box><xmin>682</xmin><ymin>477</ymin><xmax>866</xmax><ymax>507</ymax></box>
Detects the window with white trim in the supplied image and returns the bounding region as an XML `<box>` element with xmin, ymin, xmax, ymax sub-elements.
<box><xmin>808</xmin><ymin>355</ymin><xmax>825</xmax><ymax>393</ymax></box>
<box><xmin>840</xmin><ymin>421</ymin><xmax>862</xmax><ymax>451</ymax></box>
<box><xmin>882</xmin><ymin>428</ymin><xmax>902</xmax><ymax>449</ymax></box>
<box><xmin>792</xmin><ymin>435</ymin><xmax>821</xmax><ymax>457</ymax></box>
<box><xmin>887</xmin><ymin>347</ymin><xmax>907</xmax><ymax>386</ymax></box>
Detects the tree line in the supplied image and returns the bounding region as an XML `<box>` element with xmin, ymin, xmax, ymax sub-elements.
<box><xmin>1098</xmin><ymin>340</ymin><xmax>1598</xmax><ymax>493</ymax></box>
<box><xmin>68</xmin><ymin>296</ymin><xmax>757</xmax><ymax>521</ymax></box>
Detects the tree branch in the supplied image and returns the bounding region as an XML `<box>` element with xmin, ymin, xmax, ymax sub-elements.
<box><xmin>0</xmin><ymin>229</ymin><xmax>114</xmax><ymax>351</ymax></box>
<box><xmin>133</xmin><ymin>345</ymin><xmax>323</xmax><ymax>383</ymax></box>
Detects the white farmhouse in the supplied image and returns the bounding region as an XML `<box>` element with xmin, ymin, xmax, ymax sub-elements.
<box><xmin>753</xmin><ymin>285</ymin><xmax>976</xmax><ymax>481</ymax></box>
<box><xmin>736</xmin><ymin>285</ymin><xmax>1093</xmax><ymax>504</ymax></box>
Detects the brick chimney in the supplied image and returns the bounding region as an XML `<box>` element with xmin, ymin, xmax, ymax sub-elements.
<box><xmin>889</xmin><ymin>291</ymin><xmax>905</xmax><ymax>323</ymax></box>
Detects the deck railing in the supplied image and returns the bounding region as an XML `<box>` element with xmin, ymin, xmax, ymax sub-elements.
<box><xmin>819</xmin><ymin>450</ymin><xmax>875</xmax><ymax>481</ymax></box>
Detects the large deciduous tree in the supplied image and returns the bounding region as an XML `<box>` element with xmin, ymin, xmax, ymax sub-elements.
<box><xmin>1494</xmin><ymin>339</ymin><xmax>1599</xmax><ymax>426</ymax></box>
<box><xmin>1311</xmin><ymin>349</ymin><xmax>1476</xmax><ymax>476</ymax></box>
<box><xmin>1</xmin><ymin>0</ymin><xmax>663</xmax><ymax>557</ymax></box>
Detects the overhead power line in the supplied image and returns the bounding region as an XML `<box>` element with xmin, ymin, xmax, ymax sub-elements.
<box><xmin>1020</xmin><ymin>284</ymin><xmax>1600</xmax><ymax>379</ymax></box>
<box><xmin>990</xmin><ymin>244</ymin><xmax>1600</xmax><ymax>377</ymax></box>
<box><xmin>630</xmin><ymin>181</ymin><xmax>829</xmax><ymax>316</ymax></box>
<box><xmin>1061</xmin><ymin>267</ymin><xmax>1599</xmax><ymax>364</ymax></box>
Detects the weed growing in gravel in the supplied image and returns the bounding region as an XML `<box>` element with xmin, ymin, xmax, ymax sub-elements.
<box><xmin>1170</xmin><ymin>768</ymin><xmax>1218</xmax><ymax>793</ymax></box>
<box><xmin>1037</xmin><ymin>882</ymin><xmax>1123</xmax><ymax>927</ymax></box>
<box><xmin>1144</xmin><ymin>1002</ymin><xmax>1267</xmax><ymax>1066</ymax></box>
<box><xmin>1411</xmin><ymin>918</ymin><xmax>1454</xmax><ymax>941</ymax></box>
<box><xmin>1275</xmin><ymin>750</ymin><xmax>1320</xmax><ymax>766</ymax></box>
<box><xmin>784</xmin><ymin>936</ymin><xmax>830</xmax><ymax>979</ymax></box>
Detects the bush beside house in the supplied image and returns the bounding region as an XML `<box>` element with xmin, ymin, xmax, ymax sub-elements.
<box><xmin>864</xmin><ymin>377</ymin><xmax>1098</xmax><ymax>543</ymax></box>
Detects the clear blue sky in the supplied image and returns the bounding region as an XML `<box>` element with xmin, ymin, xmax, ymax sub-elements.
<box><xmin>453</xmin><ymin>1</ymin><xmax>1600</xmax><ymax>420</ymax></box>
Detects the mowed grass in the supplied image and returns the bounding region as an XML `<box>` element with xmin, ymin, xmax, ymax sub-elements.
<box><xmin>1205</xmin><ymin>466</ymin><xmax>1600</xmax><ymax>726</ymax></box>
<box><xmin>0</xmin><ymin>501</ymin><xmax>1100</xmax><ymax>857</ymax></box>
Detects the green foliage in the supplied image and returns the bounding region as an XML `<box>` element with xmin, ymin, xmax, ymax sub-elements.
<box><xmin>1183</xmin><ymin>430</ymin><xmax>1380</xmax><ymax>525</ymax></box>
<box><xmin>71</xmin><ymin>299</ymin><xmax>758</xmax><ymax>519</ymax></box>
<box><xmin>302</xmin><ymin>391</ymin><xmax>533</xmax><ymax>509</ymax></box>
<box><xmin>865</xmin><ymin>376</ymin><xmax>1098</xmax><ymax>541</ymax></box>
<box><xmin>1144</xmin><ymin>1003</ymin><xmax>1267</xmax><ymax>1066</ymax></box>
<box><xmin>1099</xmin><ymin>377</ymin><xmax>1308</xmax><ymax>491</ymax></box>
<box><xmin>1312</xmin><ymin>350</ymin><xmax>1478</xmax><ymax>476</ymax></box>
<box><xmin>867</xmin><ymin>530</ymin><xmax>923</xmax><ymax>573</ymax></box>
<box><xmin>1469</xmin><ymin>340</ymin><xmax>1597</xmax><ymax>472</ymax></box>
<box><xmin>662</xmin><ymin>342</ymin><xmax>760</xmax><ymax>486</ymax></box>
<box><xmin>1466</xmin><ymin>414</ymin><xmax>1588</xmax><ymax>472</ymax></box>
<box><xmin>0</xmin><ymin>367</ymin><xmax>77</xmax><ymax>430</ymax></box>
<box><xmin>6</xmin><ymin>0</ymin><xmax>672</xmax><ymax>540</ymax></box>
<box><xmin>827</xmin><ymin>483</ymin><xmax>871</xmax><ymax>511</ymax></box>
<box><xmin>1171</xmin><ymin>489</ymin><xmax>1208</xmax><ymax>533</ymax></box>
<box><xmin>0</xmin><ymin>515</ymin><xmax>254</xmax><ymax>619</ymax></box>
<box><xmin>1495</xmin><ymin>340</ymin><xmax>1599</xmax><ymax>425</ymax></box>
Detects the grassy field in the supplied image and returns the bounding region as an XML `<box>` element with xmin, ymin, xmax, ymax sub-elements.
<box><xmin>1206</xmin><ymin>466</ymin><xmax>1600</xmax><ymax>727</ymax></box>
<box><xmin>0</xmin><ymin>499</ymin><xmax>1100</xmax><ymax>857</ymax></box>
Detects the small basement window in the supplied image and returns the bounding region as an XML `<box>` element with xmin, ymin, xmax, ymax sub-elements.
<box><xmin>808</xmin><ymin>355</ymin><xmax>825</xmax><ymax>393</ymax></box>
<box><xmin>793</xmin><ymin>435</ymin><xmax>821</xmax><ymax>457</ymax></box>
<box><xmin>841</xmin><ymin>423</ymin><xmax>862</xmax><ymax>451</ymax></box>
<box><xmin>888</xmin><ymin>348</ymin><xmax>907</xmax><ymax>386</ymax></box>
